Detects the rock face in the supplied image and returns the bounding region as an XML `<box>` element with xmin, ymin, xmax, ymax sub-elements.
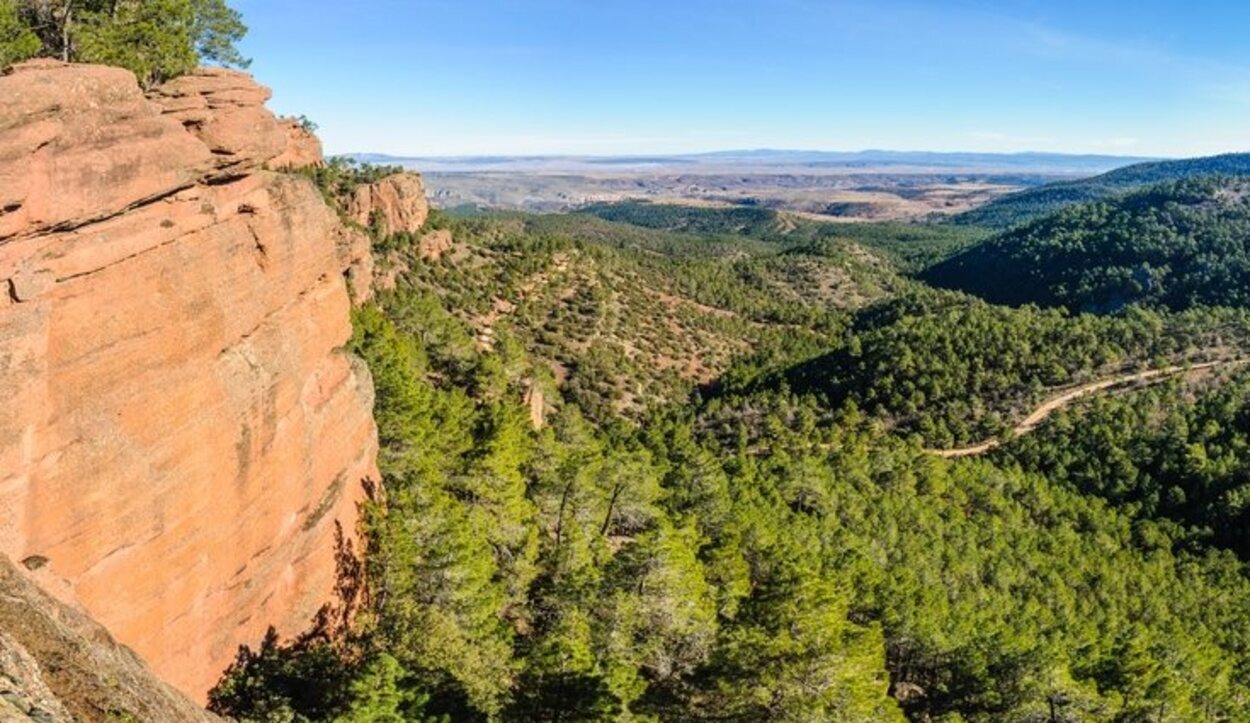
<box><xmin>524</xmin><ymin>385</ymin><xmax>546</xmax><ymax>430</ymax></box>
<box><xmin>0</xmin><ymin>554</ymin><xmax>219</xmax><ymax>722</ymax></box>
<box><xmin>271</xmin><ymin>118</ymin><xmax>325</xmax><ymax>170</ymax></box>
<box><xmin>0</xmin><ymin>61</ymin><xmax>379</xmax><ymax>702</ymax></box>
<box><xmin>418</xmin><ymin>228</ymin><xmax>454</xmax><ymax>261</ymax></box>
<box><xmin>346</xmin><ymin>172</ymin><xmax>430</xmax><ymax>236</ymax></box>
<box><xmin>338</xmin><ymin>225</ymin><xmax>376</xmax><ymax>304</ymax></box>
<box><xmin>147</xmin><ymin>66</ymin><xmax>289</xmax><ymax>171</ymax></box>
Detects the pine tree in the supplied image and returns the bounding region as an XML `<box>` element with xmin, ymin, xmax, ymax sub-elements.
<box><xmin>0</xmin><ymin>0</ymin><xmax>38</xmax><ymax>67</ymax></box>
<box><xmin>5</xmin><ymin>0</ymin><xmax>247</xmax><ymax>84</ymax></box>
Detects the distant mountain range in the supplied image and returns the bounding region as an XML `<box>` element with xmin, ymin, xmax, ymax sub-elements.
<box><xmin>347</xmin><ymin>149</ymin><xmax>1157</xmax><ymax>175</ymax></box>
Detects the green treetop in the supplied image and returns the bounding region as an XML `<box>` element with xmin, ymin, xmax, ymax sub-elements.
<box><xmin>2</xmin><ymin>0</ymin><xmax>247</xmax><ymax>85</ymax></box>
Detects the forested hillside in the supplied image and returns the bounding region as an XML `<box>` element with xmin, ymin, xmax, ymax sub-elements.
<box><xmin>210</xmin><ymin>184</ymin><xmax>1250</xmax><ymax>722</ymax></box>
<box><xmin>928</xmin><ymin>176</ymin><xmax>1250</xmax><ymax>312</ymax></box>
<box><xmin>953</xmin><ymin>152</ymin><xmax>1250</xmax><ymax>229</ymax></box>
<box><xmin>378</xmin><ymin>206</ymin><xmax>905</xmax><ymax>420</ymax></box>
<box><xmin>774</xmin><ymin>290</ymin><xmax>1250</xmax><ymax>447</ymax></box>
<box><xmin>995</xmin><ymin>367</ymin><xmax>1250</xmax><ymax>557</ymax></box>
<box><xmin>579</xmin><ymin>201</ymin><xmax>988</xmax><ymax>270</ymax></box>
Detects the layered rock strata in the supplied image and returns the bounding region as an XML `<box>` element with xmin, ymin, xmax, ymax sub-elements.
<box><xmin>0</xmin><ymin>61</ymin><xmax>381</xmax><ymax>701</ymax></box>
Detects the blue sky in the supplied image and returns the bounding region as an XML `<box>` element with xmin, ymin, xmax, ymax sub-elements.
<box><xmin>233</xmin><ymin>0</ymin><xmax>1250</xmax><ymax>157</ymax></box>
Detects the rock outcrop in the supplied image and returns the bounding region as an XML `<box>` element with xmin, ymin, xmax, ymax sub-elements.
<box><xmin>346</xmin><ymin>172</ymin><xmax>430</xmax><ymax>236</ymax></box>
<box><xmin>0</xmin><ymin>61</ymin><xmax>379</xmax><ymax>702</ymax></box>
<box><xmin>0</xmin><ymin>554</ymin><xmax>219</xmax><ymax>722</ymax></box>
<box><xmin>271</xmin><ymin>118</ymin><xmax>325</xmax><ymax>170</ymax></box>
<box><xmin>417</xmin><ymin>228</ymin><xmax>454</xmax><ymax>261</ymax></box>
<box><xmin>338</xmin><ymin>225</ymin><xmax>376</xmax><ymax>303</ymax></box>
<box><xmin>147</xmin><ymin>66</ymin><xmax>289</xmax><ymax>171</ymax></box>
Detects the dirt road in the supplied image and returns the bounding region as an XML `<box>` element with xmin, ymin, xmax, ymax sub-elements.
<box><xmin>928</xmin><ymin>358</ymin><xmax>1245</xmax><ymax>459</ymax></box>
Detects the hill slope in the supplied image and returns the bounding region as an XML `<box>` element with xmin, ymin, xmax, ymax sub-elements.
<box><xmin>376</xmin><ymin>209</ymin><xmax>904</xmax><ymax>420</ymax></box>
<box><xmin>954</xmin><ymin>152</ymin><xmax>1250</xmax><ymax>228</ymax></box>
<box><xmin>0</xmin><ymin>555</ymin><xmax>218</xmax><ymax>722</ymax></box>
<box><xmin>214</xmin><ymin>172</ymin><xmax>1250</xmax><ymax>723</ymax></box>
<box><xmin>995</xmin><ymin>366</ymin><xmax>1250</xmax><ymax>556</ymax></box>
<box><xmin>771</xmin><ymin>290</ymin><xmax>1250</xmax><ymax>447</ymax></box>
<box><xmin>579</xmin><ymin>200</ymin><xmax>988</xmax><ymax>270</ymax></box>
<box><xmin>928</xmin><ymin>176</ymin><xmax>1250</xmax><ymax>312</ymax></box>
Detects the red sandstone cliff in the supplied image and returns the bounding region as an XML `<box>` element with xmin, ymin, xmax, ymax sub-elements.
<box><xmin>0</xmin><ymin>61</ymin><xmax>384</xmax><ymax>702</ymax></box>
<box><xmin>345</xmin><ymin>171</ymin><xmax>430</xmax><ymax>236</ymax></box>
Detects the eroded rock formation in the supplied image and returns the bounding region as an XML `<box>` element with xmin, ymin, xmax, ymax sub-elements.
<box><xmin>0</xmin><ymin>61</ymin><xmax>379</xmax><ymax>701</ymax></box>
<box><xmin>417</xmin><ymin>228</ymin><xmax>454</xmax><ymax>261</ymax></box>
<box><xmin>271</xmin><ymin>118</ymin><xmax>325</xmax><ymax>171</ymax></box>
<box><xmin>345</xmin><ymin>172</ymin><xmax>430</xmax><ymax>236</ymax></box>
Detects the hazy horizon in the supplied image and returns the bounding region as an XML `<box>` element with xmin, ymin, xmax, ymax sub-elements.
<box><xmin>235</xmin><ymin>0</ymin><xmax>1250</xmax><ymax>158</ymax></box>
<box><xmin>349</xmin><ymin>147</ymin><xmax>1165</xmax><ymax>161</ymax></box>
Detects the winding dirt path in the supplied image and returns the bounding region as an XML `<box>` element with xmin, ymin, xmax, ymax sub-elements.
<box><xmin>927</xmin><ymin>358</ymin><xmax>1247</xmax><ymax>459</ymax></box>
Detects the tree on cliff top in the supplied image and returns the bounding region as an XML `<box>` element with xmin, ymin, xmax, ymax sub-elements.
<box><xmin>0</xmin><ymin>1</ymin><xmax>39</xmax><ymax>66</ymax></box>
<box><xmin>2</xmin><ymin>0</ymin><xmax>247</xmax><ymax>84</ymax></box>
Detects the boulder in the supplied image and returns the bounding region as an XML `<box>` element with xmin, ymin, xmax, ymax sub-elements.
<box><xmin>418</xmin><ymin>228</ymin><xmax>454</xmax><ymax>260</ymax></box>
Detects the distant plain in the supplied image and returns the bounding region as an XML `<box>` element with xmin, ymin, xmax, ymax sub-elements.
<box><xmin>353</xmin><ymin>150</ymin><xmax>1155</xmax><ymax>221</ymax></box>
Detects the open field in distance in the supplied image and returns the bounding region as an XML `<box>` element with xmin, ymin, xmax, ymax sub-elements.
<box><xmin>354</xmin><ymin>150</ymin><xmax>1152</xmax><ymax>222</ymax></box>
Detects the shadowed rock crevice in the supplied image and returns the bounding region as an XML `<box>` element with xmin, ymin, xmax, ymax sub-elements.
<box><xmin>207</xmin><ymin>516</ymin><xmax>371</xmax><ymax>721</ymax></box>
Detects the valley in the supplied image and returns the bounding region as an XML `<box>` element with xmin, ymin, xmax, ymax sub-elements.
<box><xmin>207</xmin><ymin>153</ymin><xmax>1250</xmax><ymax>722</ymax></box>
<box><xmin>4</xmin><ymin>3</ymin><xmax>1250</xmax><ymax>722</ymax></box>
<box><xmin>423</xmin><ymin>171</ymin><xmax>1033</xmax><ymax>222</ymax></box>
